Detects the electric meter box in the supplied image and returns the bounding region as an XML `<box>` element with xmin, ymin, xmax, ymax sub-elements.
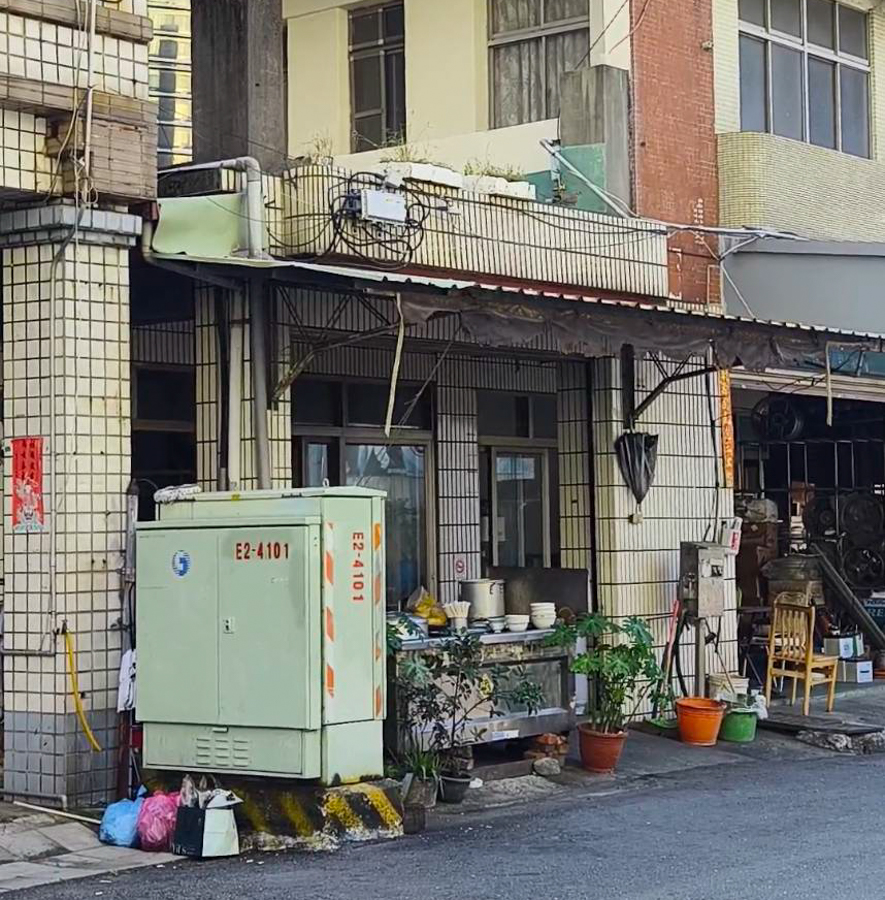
<box><xmin>135</xmin><ymin>488</ymin><xmax>387</xmax><ymax>785</ymax></box>
<box><xmin>678</xmin><ymin>541</ymin><xmax>726</xmax><ymax>619</ymax></box>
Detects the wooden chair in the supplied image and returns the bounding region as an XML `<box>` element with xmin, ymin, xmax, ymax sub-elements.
<box><xmin>764</xmin><ymin>602</ymin><xmax>838</xmax><ymax>717</ymax></box>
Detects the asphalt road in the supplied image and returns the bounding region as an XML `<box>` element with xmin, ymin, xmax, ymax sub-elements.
<box><xmin>21</xmin><ymin>753</ymin><xmax>885</xmax><ymax>900</ymax></box>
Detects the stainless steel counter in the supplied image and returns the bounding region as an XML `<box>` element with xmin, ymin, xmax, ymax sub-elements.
<box><xmin>392</xmin><ymin>628</ymin><xmax>574</xmax><ymax>748</ymax></box>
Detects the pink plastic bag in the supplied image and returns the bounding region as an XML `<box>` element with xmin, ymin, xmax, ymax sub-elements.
<box><xmin>136</xmin><ymin>791</ymin><xmax>180</xmax><ymax>852</ymax></box>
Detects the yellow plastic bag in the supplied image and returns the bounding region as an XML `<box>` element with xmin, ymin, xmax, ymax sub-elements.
<box><xmin>407</xmin><ymin>586</ymin><xmax>447</xmax><ymax>627</ymax></box>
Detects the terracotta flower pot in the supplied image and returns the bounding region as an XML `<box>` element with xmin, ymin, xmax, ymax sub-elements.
<box><xmin>676</xmin><ymin>698</ymin><xmax>726</xmax><ymax>746</ymax></box>
<box><xmin>577</xmin><ymin>724</ymin><xmax>628</xmax><ymax>773</ymax></box>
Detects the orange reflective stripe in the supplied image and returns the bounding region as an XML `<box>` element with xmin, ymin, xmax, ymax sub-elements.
<box><xmin>373</xmin><ymin>573</ymin><xmax>382</xmax><ymax>606</ymax></box>
<box><xmin>324</xmin><ymin>551</ymin><xmax>334</xmax><ymax>586</ymax></box>
<box><xmin>373</xmin><ymin>522</ymin><xmax>382</xmax><ymax>551</ymax></box>
<box><xmin>325</xmin><ymin>664</ymin><xmax>336</xmax><ymax>698</ymax></box>
<box><xmin>326</xmin><ymin>608</ymin><xmax>335</xmax><ymax>642</ymax></box>
<box><xmin>375</xmin><ymin>685</ymin><xmax>383</xmax><ymax>717</ymax></box>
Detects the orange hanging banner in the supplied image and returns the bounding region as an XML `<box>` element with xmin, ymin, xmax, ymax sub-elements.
<box><xmin>719</xmin><ymin>370</ymin><xmax>735</xmax><ymax>489</ymax></box>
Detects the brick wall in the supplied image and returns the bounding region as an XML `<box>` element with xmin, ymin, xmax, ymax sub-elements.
<box><xmin>631</xmin><ymin>0</ymin><xmax>720</xmax><ymax>305</ymax></box>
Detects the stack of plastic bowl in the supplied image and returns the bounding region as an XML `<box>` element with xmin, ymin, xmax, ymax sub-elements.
<box><xmin>530</xmin><ymin>603</ymin><xmax>557</xmax><ymax>629</ymax></box>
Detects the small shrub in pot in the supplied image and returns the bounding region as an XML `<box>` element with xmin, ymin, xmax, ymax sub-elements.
<box><xmin>549</xmin><ymin>614</ymin><xmax>666</xmax><ymax>773</ymax></box>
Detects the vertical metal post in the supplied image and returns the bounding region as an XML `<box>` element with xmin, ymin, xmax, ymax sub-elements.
<box><xmin>251</xmin><ymin>280</ymin><xmax>272</xmax><ymax>489</ymax></box>
<box><xmin>695</xmin><ymin>617</ymin><xmax>706</xmax><ymax>697</ymax></box>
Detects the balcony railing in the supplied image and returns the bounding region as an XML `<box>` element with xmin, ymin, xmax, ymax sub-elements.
<box><xmin>275</xmin><ymin>164</ymin><xmax>669</xmax><ymax>299</ymax></box>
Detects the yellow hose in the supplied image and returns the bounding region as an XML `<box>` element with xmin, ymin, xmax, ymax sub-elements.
<box><xmin>63</xmin><ymin>629</ymin><xmax>102</xmax><ymax>752</ymax></box>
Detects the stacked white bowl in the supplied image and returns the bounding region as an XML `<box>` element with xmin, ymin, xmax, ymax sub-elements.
<box><xmin>504</xmin><ymin>614</ymin><xmax>530</xmax><ymax>633</ymax></box>
<box><xmin>530</xmin><ymin>603</ymin><xmax>557</xmax><ymax>630</ymax></box>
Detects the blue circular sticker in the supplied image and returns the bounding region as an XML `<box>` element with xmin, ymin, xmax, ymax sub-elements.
<box><xmin>172</xmin><ymin>551</ymin><xmax>191</xmax><ymax>578</ymax></box>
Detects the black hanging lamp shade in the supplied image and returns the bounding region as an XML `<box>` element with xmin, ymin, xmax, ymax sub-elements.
<box><xmin>615</xmin><ymin>432</ymin><xmax>659</xmax><ymax>506</ymax></box>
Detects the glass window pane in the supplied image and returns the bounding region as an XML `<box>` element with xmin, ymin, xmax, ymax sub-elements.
<box><xmin>841</xmin><ymin>67</ymin><xmax>870</xmax><ymax>157</ymax></box>
<box><xmin>771</xmin><ymin>44</ymin><xmax>804</xmax><ymax>140</ymax></box>
<box><xmin>353</xmin><ymin>114</ymin><xmax>383</xmax><ymax>152</ymax></box>
<box><xmin>839</xmin><ymin>6</ymin><xmax>868</xmax><ymax>59</ymax></box>
<box><xmin>545</xmin><ymin>0</ymin><xmax>589</xmax><ymax>23</ymax></box>
<box><xmin>346</xmin><ymin>445</ymin><xmax>426</xmax><ymax>609</ymax></box>
<box><xmin>383</xmin><ymin>5</ymin><xmax>404</xmax><ymax>39</ymax></box>
<box><xmin>352</xmin><ymin>54</ymin><xmax>382</xmax><ymax>113</ymax></box>
<box><xmin>491</xmin><ymin>0</ymin><xmax>542</xmax><ymax>34</ymax></box>
<box><xmin>807</xmin><ymin>0</ymin><xmax>835</xmax><ymax>48</ymax></box>
<box><xmin>770</xmin><ymin>0</ymin><xmax>801</xmax><ymax>36</ymax></box>
<box><xmin>739</xmin><ymin>35</ymin><xmax>767</xmax><ymax>132</ymax></box>
<box><xmin>478</xmin><ymin>393</ymin><xmax>530</xmax><ymax>437</ymax></box>
<box><xmin>136</xmin><ymin>369</ymin><xmax>195</xmax><ymax>422</ymax></box>
<box><xmin>292</xmin><ymin>380</ymin><xmax>342</xmax><ymax>426</ymax></box>
<box><xmin>808</xmin><ymin>57</ymin><xmax>836</xmax><ymax>148</ymax></box>
<box><xmin>738</xmin><ymin>0</ymin><xmax>765</xmax><ymax>26</ymax></box>
<box><xmin>546</xmin><ymin>28</ymin><xmax>590</xmax><ymax>118</ymax></box>
<box><xmin>533</xmin><ymin>395</ymin><xmax>558</xmax><ymax>439</ymax></box>
<box><xmin>385</xmin><ymin>49</ymin><xmax>406</xmax><ymax>139</ymax></box>
<box><xmin>304</xmin><ymin>442</ymin><xmax>339</xmax><ymax>487</ymax></box>
<box><xmin>492</xmin><ymin>39</ymin><xmax>544</xmax><ymax>127</ymax></box>
<box><xmin>346</xmin><ymin>383</ymin><xmax>430</xmax><ymax>429</ymax></box>
<box><xmin>351</xmin><ymin>10</ymin><xmax>380</xmax><ymax>46</ymax></box>
<box><xmin>495</xmin><ymin>453</ymin><xmax>545</xmax><ymax>568</ymax></box>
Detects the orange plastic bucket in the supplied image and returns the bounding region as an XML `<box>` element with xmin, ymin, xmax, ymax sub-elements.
<box><xmin>675</xmin><ymin>698</ymin><xmax>726</xmax><ymax>746</ymax></box>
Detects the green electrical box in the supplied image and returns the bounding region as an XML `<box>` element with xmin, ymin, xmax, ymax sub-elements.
<box><xmin>136</xmin><ymin>488</ymin><xmax>387</xmax><ymax>784</ymax></box>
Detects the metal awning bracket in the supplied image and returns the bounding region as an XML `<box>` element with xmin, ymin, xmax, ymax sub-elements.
<box><xmin>621</xmin><ymin>344</ymin><xmax>718</xmax><ymax>430</ymax></box>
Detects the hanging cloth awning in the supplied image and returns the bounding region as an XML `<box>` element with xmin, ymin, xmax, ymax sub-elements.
<box><xmin>146</xmin><ymin>239</ymin><xmax>884</xmax><ymax>373</ymax></box>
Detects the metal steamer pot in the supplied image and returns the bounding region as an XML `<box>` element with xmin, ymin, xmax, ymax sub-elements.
<box><xmin>461</xmin><ymin>579</ymin><xmax>505</xmax><ymax>620</ymax></box>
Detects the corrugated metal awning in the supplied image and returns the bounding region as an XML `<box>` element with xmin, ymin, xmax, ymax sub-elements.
<box><xmin>147</xmin><ymin>249</ymin><xmax>885</xmax><ymax>372</ymax></box>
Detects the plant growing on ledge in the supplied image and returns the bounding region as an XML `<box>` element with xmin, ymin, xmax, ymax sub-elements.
<box><xmin>548</xmin><ymin>614</ymin><xmax>666</xmax><ymax>774</ymax></box>
<box><xmin>396</xmin><ymin>632</ymin><xmax>543</xmax><ymax>804</ymax></box>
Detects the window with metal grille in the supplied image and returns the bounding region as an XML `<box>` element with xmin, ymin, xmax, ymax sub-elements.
<box><xmin>489</xmin><ymin>0</ymin><xmax>590</xmax><ymax>129</ymax></box>
<box><xmin>349</xmin><ymin>3</ymin><xmax>406</xmax><ymax>152</ymax></box>
<box><xmin>738</xmin><ymin>0</ymin><xmax>870</xmax><ymax>158</ymax></box>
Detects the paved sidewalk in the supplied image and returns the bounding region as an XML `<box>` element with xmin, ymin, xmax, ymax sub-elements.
<box><xmin>0</xmin><ymin>806</ymin><xmax>176</xmax><ymax>893</ymax></box>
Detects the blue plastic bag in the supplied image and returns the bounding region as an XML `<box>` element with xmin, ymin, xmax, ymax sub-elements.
<box><xmin>99</xmin><ymin>787</ymin><xmax>146</xmax><ymax>848</ymax></box>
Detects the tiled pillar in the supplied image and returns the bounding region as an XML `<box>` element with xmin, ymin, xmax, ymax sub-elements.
<box><xmin>0</xmin><ymin>206</ymin><xmax>141</xmax><ymax>805</ymax></box>
<box><xmin>590</xmin><ymin>355</ymin><xmax>737</xmax><ymax>702</ymax></box>
<box><xmin>436</xmin><ymin>362</ymin><xmax>482</xmax><ymax>605</ymax></box>
<box><xmin>557</xmin><ymin>361</ymin><xmax>593</xmax><ymax>571</ymax></box>
<box><xmin>195</xmin><ymin>284</ymin><xmax>221</xmax><ymax>490</ymax></box>
<box><xmin>194</xmin><ymin>284</ymin><xmax>291</xmax><ymax>491</ymax></box>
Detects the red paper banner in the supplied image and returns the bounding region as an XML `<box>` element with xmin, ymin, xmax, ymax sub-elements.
<box><xmin>12</xmin><ymin>437</ymin><xmax>45</xmax><ymax>533</ymax></box>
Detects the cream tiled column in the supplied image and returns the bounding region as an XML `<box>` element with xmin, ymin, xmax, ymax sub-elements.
<box><xmin>194</xmin><ymin>284</ymin><xmax>292</xmax><ymax>491</ymax></box>
<box><xmin>0</xmin><ymin>206</ymin><xmax>141</xmax><ymax>805</ymax></box>
<box><xmin>590</xmin><ymin>355</ymin><xmax>737</xmax><ymax>707</ymax></box>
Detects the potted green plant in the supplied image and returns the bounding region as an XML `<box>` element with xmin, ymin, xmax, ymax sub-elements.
<box><xmin>549</xmin><ymin>614</ymin><xmax>666</xmax><ymax>773</ymax></box>
<box><xmin>395</xmin><ymin>632</ymin><xmax>543</xmax><ymax>804</ymax></box>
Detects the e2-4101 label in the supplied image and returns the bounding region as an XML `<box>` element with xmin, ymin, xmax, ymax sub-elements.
<box><xmin>234</xmin><ymin>541</ymin><xmax>290</xmax><ymax>561</ymax></box>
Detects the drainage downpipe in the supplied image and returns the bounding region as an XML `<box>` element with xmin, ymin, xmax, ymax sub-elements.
<box><xmin>147</xmin><ymin>157</ymin><xmax>271</xmax><ymax>488</ymax></box>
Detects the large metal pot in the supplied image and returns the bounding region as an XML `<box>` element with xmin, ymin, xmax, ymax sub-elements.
<box><xmin>461</xmin><ymin>579</ymin><xmax>505</xmax><ymax>620</ymax></box>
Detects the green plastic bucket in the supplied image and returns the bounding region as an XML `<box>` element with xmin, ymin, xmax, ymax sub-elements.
<box><xmin>719</xmin><ymin>709</ymin><xmax>757</xmax><ymax>743</ymax></box>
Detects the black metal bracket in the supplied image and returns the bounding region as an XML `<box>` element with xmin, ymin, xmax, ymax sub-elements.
<box><xmin>620</xmin><ymin>343</ymin><xmax>717</xmax><ymax>430</ymax></box>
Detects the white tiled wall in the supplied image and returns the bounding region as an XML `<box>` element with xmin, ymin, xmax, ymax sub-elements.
<box><xmin>2</xmin><ymin>239</ymin><xmax>131</xmax><ymax>803</ymax></box>
<box><xmin>591</xmin><ymin>355</ymin><xmax>738</xmax><ymax>701</ymax></box>
<box><xmin>0</xmin><ymin>12</ymin><xmax>150</xmax><ymax>99</ymax></box>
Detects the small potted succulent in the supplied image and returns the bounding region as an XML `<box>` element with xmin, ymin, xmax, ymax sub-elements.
<box><xmin>396</xmin><ymin>632</ymin><xmax>543</xmax><ymax>804</ymax></box>
<box><xmin>549</xmin><ymin>614</ymin><xmax>666</xmax><ymax>773</ymax></box>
